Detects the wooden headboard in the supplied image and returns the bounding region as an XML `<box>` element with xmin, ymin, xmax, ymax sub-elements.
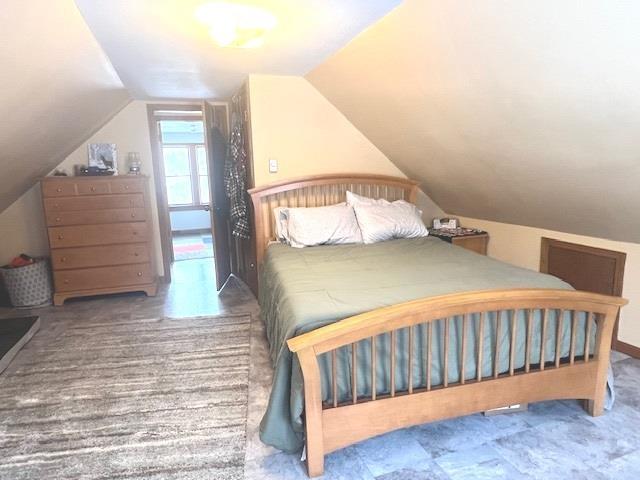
<box><xmin>248</xmin><ymin>173</ymin><xmax>419</xmax><ymax>267</ymax></box>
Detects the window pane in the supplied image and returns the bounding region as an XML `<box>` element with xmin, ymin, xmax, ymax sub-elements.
<box><xmin>162</xmin><ymin>147</ymin><xmax>190</xmax><ymax>176</ymax></box>
<box><xmin>199</xmin><ymin>176</ymin><xmax>210</xmax><ymax>204</ymax></box>
<box><xmin>166</xmin><ymin>176</ymin><xmax>193</xmax><ymax>205</ymax></box>
<box><xmin>196</xmin><ymin>146</ymin><xmax>208</xmax><ymax>175</ymax></box>
<box><xmin>159</xmin><ymin>120</ymin><xmax>204</xmax><ymax>144</ymax></box>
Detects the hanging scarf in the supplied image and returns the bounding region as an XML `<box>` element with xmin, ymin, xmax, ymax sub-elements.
<box><xmin>224</xmin><ymin>97</ymin><xmax>250</xmax><ymax>239</ymax></box>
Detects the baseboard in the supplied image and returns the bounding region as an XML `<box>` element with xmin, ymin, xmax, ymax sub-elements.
<box><xmin>614</xmin><ymin>340</ymin><xmax>640</xmax><ymax>359</ymax></box>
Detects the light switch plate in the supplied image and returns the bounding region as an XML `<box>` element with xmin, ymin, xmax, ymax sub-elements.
<box><xmin>269</xmin><ymin>158</ymin><xmax>278</xmax><ymax>173</ymax></box>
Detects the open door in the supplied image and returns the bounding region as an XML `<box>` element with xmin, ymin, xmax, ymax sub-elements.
<box><xmin>203</xmin><ymin>103</ymin><xmax>232</xmax><ymax>290</ymax></box>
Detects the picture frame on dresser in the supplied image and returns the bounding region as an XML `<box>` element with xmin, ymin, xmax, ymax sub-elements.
<box><xmin>41</xmin><ymin>175</ymin><xmax>158</xmax><ymax>306</ymax></box>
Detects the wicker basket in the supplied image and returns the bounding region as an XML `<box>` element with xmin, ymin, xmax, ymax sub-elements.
<box><xmin>1</xmin><ymin>258</ymin><xmax>53</xmax><ymax>308</ymax></box>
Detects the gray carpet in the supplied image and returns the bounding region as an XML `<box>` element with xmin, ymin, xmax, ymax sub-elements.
<box><xmin>0</xmin><ymin>313</ymin><xmax>251</xmax><ymax>480</ymax></box>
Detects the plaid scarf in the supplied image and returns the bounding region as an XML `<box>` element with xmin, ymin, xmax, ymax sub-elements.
<box><xmin>224</xmin><ymin>101</ymin><xmax>250</xmax><ymax>239</ymax></box>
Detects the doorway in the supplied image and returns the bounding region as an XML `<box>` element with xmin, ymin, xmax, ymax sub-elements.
<box><xmin>147</xmin><ymin>104</ymin><xmax>232</xmax><ymax>290</ymax></box>
<box><xmin>156</xmin><ymin>119</ymin><xmax>214</xmax><ymax>262</ymax></box>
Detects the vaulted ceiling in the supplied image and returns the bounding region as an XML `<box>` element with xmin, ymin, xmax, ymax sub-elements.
<box><xmin>308</xmin><ymin>0</ymin><xmax>640</xmax><ymax>243</ymax></box>
<box><xmin>0</xmin><ymin>0</ymin><xmax>130</xmax><ymax>213</ymax></box>
<box><xmin>74</xmin><ymin>0</ymin><xmax>401</xmax><ymax>99</ymax></box>
<box><xmin>0</xmin><ymin>0</ymin><xmax>399</xmax><ymax>214</ymax></box>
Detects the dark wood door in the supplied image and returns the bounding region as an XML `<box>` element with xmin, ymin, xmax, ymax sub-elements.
<box><xmin>203</xmin><ymin>103</ymin><xmax>232</xmax><ymax>290</ymax></box>
<box><xmin>540</xmin><ymin>237</ymin><xmax>626</xmax><ymax>350</ymax></box>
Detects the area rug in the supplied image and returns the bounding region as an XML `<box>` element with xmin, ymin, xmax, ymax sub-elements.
<box><xmin>0</xmin><ymin>313</ymin><xmax>251</xmax><ymax>480</ymax></box>
<box><xmin>0</xmin><ymin>316</ymin><xmax>40</xmax><ymax>374</ymax></box>
<box><xmin>173</xmin><ymin>234</ymin><xmax>215</xmax><ymax>261</ymax></box>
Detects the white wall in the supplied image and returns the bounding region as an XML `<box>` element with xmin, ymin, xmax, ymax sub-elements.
<box><xmin>248</xmin><ymin>74</ymin><xmax>444</xmax><ymax>221</ymax></box>
<box><xmin>0</xmin><ymin>101</ymin><xmax>165</xmax><ymax>276</ymax></box>
<box><xmin>458</xmin><ymin>216</ymin><xmax>640</xmax><ymax>348</ymax></box>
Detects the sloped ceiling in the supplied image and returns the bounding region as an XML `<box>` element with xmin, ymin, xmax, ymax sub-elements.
<box><xmin>308</xmin><ymin>0</ymin><xmax>640</xmax><ymax>243</ymax></box>
<box><xmin>74</xmin><ymin>0</ymin><xmax>401</xmax><ymax>99</ymax></box>
<box><xmin>0</xmin><ymin>0</ymin><xmax>130</xmax><ymax>213</ymax></box>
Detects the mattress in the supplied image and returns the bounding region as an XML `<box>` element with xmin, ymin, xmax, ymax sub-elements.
<box><xmin>258</xmin><ymin>236</ymin><xmax>590</xmax><ymax>452</ymax></box>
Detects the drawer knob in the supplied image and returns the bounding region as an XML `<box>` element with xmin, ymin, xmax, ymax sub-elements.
<box><xmin>60</xmin><ymin>257</ymin><xmax>66</xmax><ymax>262</ymax></box>
<box><xmin>63</xmin><ymin>279</ymin><xmax>69</xmax><ymax>284</ymax></box>
<box><xmin>56</xmin><ymin>187</ymin><xmax>62</xmax><ymax>192</ymax></box>
<box><xmin>134</xmin><ymin>252</ymin><xmax>139</xmax><ymax>257</ymax></box>
<box><xmin>131</xmin><ymin>213</ymin><xmax>136</xmax><ymax>218</ymax></box>
<box><xmin>90</xmin><ymin>186</ymin><xmax>96</xmax><ymax>192</ymax></box>
<box><xmin>133</xmin><ymin>231</ymin><xmax>138</xmax><ymax>235</ymax></box>
<box><xmin>53</xmin><ymin>203</ymin><xmax>59</xmax><ymax>208</ymax></box>
<box><xmin>55</xmin><ymin>217</ymin><xmax>61</xmax><ymax>222</ymax></box>
<box><xmin>137</xmin><ymin>272</ymin><xmax>143</xmax><ymax>277</ymax></box>
<box><xmin>125</xmin><ymin>185</ymin><xmax>130</xmax><ymax>190</ymax></box>
<box><xmin>57</xmin><ymin>234</ymin><xmax>64</xmax><ymax>240</ymax></box>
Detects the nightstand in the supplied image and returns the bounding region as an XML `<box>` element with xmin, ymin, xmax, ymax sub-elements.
<box><xmin>428</xmin><ymin>228</ymin><xmax>489</xmax><ymax>255</ymax></box>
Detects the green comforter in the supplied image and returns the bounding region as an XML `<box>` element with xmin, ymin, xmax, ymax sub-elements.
<box><xmin>258</xmin><ymin>237</ymin><xmax>584</xmax><ymax>452</ymax></box>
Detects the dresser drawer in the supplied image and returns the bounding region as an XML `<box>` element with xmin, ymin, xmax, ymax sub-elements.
<box><xmin>51</xmin><ymin>244</ymin><xmax>150</xmax><ymax>270</ymax></box>
<box><xmin>48</xmin><ymin>222</ymin><xmax>149</xmax><ymax>248</ymax></box>
<box><xmin>46</xmin><ymin>208</ymin><xmax>146</xmax><ymax>226</ymax></box>
<box><xmin>76</xmin><ymin>181</ymin><xmax>110</xmax><ymax>195</ymax></box>
<box><xmin>110</xmin><ymin>178</ymin><xmax>144</xmax><ymax>194</ymax></box>
<box><xmin>42</xmin><ymin>178</ymin><xmax>145</xmax><ymax>198</ymax></box>
<box><xmin>42</xmin><ymin>181</ymin><xmax>77</xmax><ymax>197</ymax></box>
<box><xmin>44</xmin><ymin>194</ymin><xmax>145</xmax><ymax>212</ymax></box>
<box><xmin>54</xmin><ymin>263</ymin><xmax>154</xmax><ymax>292</ymax></box>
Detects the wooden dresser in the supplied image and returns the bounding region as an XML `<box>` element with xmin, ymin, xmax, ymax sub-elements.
<box><xmin>41</xmin><ymin>176</ymin><xmax>158</xmax><ymax>305</ymax></box>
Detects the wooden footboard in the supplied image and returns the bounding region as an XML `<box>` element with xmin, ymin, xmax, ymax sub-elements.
<box><xmin>287</xmin><ymin>289</ymin><xmax>627</xmax><ymax>477</ymax></box>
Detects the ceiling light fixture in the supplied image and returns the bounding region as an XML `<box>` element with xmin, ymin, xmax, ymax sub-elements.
<box><xmin>196</xmin><ymin>2</ymin><xmax>277</xmax><ymax>48</ymax></box>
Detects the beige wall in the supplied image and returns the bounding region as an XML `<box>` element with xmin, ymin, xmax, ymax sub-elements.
<box><xmin>0</xmin><ymin>0</ymin><xmax>130</xmax><ymax>213</ymax></box>
<box><xmin>248</xmin><ymin>75</ymin><xmax>403</xmax><ymax>186</ymax></box>
<box><xmin>0</xmin><ymin>101</ymin><xmax>165</xmax><ymax>276</ymax></box>
<box><xmin>458</xmin><ymin>216</ymin><xmax>640</xmax><ymax>348</ymax></box>
<box><xmin>247</xmin><ymin>74</ymin><xmax>444</xmax><ymax>220</ymax></box>
<box><xmin>308</xmin><ymin>0</ymin><xmax>640</xmax><ymax>244</ymax></box>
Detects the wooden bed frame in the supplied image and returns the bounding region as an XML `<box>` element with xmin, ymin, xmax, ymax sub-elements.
<box><xmin>248</xmin><ymin>174</ymin><xmax>628</xmax><ymax>477</ymax></box>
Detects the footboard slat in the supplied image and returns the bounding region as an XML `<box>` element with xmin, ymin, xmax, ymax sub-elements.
<box><xmin>390</xmin><ymin>330</ymin><xmax>396</xmax><ymax>397</ymax></box>
<box><xmin>570</xmin><ymin>310</ymin><xmax>578</xmax><ymax>365</ymax></box>
<box><xmin>555</xmin><ymin>309</ymin><xmax>564</xmax><ymax>368</ymax></box>
<box><xmin>443</xmin><ymin>318</ymin><xmax>450</xmax><ymax>388</ymax></box>
<box><xmin>540</xmin><ymin>309</ymin><xmax>548</xmax><ymax>371</ymax></box>
<box><xmin>408</xmin><ymin>326</ymin><xmax>414</xmax><ymax>394</ymax></box>
<box><xmin>331</xmin><ymin>350</ymin><xmax>337</xmax><ymax>408</ymax></box>
<box><xmin>351</xmin><ymin>342</ymin><xmax>357</xmax><ymax>404</ymax></box>
<box><xmin>288</xmin><ymin>289</ymin><xmax>627</xmax><ymax>478</ymax></box>
<box><xmin>525</xmin><ymin>309</ymin><xmax>532</xmax><ymax>373</ymax></box>
<box><xmin>509</xmin><ymin>310</ymin><xmax>517</xmax><ymax>376</ymax></box>
<box><xmin>426</xmin><ymin>323</ymin><xmax>432</xmax><ymax>390</ymax></box>
<box><xmin>371</xmin><ymin>336</ymin><xmax>376</xmax><ymax>401</ymax></box>
<box><xmin>585</xmin><ymin>312</ymin><xmax>593</xmax><ymax>363</ymax></box>
<box><xmin>460</xmin><ymin>314</ymin><xmax>467</xmax><ymax>385</ymax></box>
<box><xmin>493</xmin><ymin>311</ymin><xmax>502</xmax><ymax>379</ymax></box>
<box><xmin>476</xmin><ymin>312</ymin><xmax>485</xmax><ymax>381</ymax></box>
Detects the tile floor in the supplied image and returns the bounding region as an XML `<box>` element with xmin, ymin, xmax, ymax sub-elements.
<box><xmin>1</xmin><ymin>259</ymin><xmax>639</xmax><ymax>480</ymax></box>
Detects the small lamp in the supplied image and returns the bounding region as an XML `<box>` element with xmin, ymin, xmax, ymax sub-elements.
<box><xmin>127</xmin><ymin>152</ymin><xmax>141</xmax><ymax>175</ymax></box>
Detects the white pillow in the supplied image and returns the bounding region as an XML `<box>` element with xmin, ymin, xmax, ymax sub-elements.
<box><xmin>273</xmin><ymin>207</ymin><xmax>290</xmax><ymax>243</ymax></box>
<box><xmin>286</xmin><ymin>204</ymin><xmax>363</xmax><ymax>248</ymax></box>
<box><xmin>353</xmin><ymin>200</ymin><xmax>429</xmax><ymax>244</ymax></box>
<box><xmin>346</xmin><ymin>190</ymin><xmax>389</xmax><ymax>206</ymax></box>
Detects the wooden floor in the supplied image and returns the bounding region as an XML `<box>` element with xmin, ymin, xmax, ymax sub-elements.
<box><xmin>1</xmin><ymin>258</ymin><xmax>640</xmax><ymax>479</ymax></box>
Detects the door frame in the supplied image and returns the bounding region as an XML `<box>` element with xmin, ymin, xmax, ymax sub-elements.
<box><xmin>147</xmin><ymin>103</ymin><xmax>203</xmax><ymax>283</ymax></box>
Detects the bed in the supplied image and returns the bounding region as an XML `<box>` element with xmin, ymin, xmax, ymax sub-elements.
<box><xmin>248</xmin><ymin>174</ymin><xmax>627</xmax><ymax>477</ymax></box>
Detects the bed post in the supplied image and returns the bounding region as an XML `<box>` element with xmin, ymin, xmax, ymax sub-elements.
<box><xmin>297</xmin><ymin>348</ymin><xmax>325</xmax><ymax>476</ymax></box>
<box><xmin>587</xmin><ymin>305</ymin><xmax>618</xmax><ymax>416</ymax></box>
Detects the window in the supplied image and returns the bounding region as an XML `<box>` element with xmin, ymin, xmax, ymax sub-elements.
<box><xmin>159</xmin><ymin>121</ymin><xmax>210</xmax><ymax>207</ymax></box>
